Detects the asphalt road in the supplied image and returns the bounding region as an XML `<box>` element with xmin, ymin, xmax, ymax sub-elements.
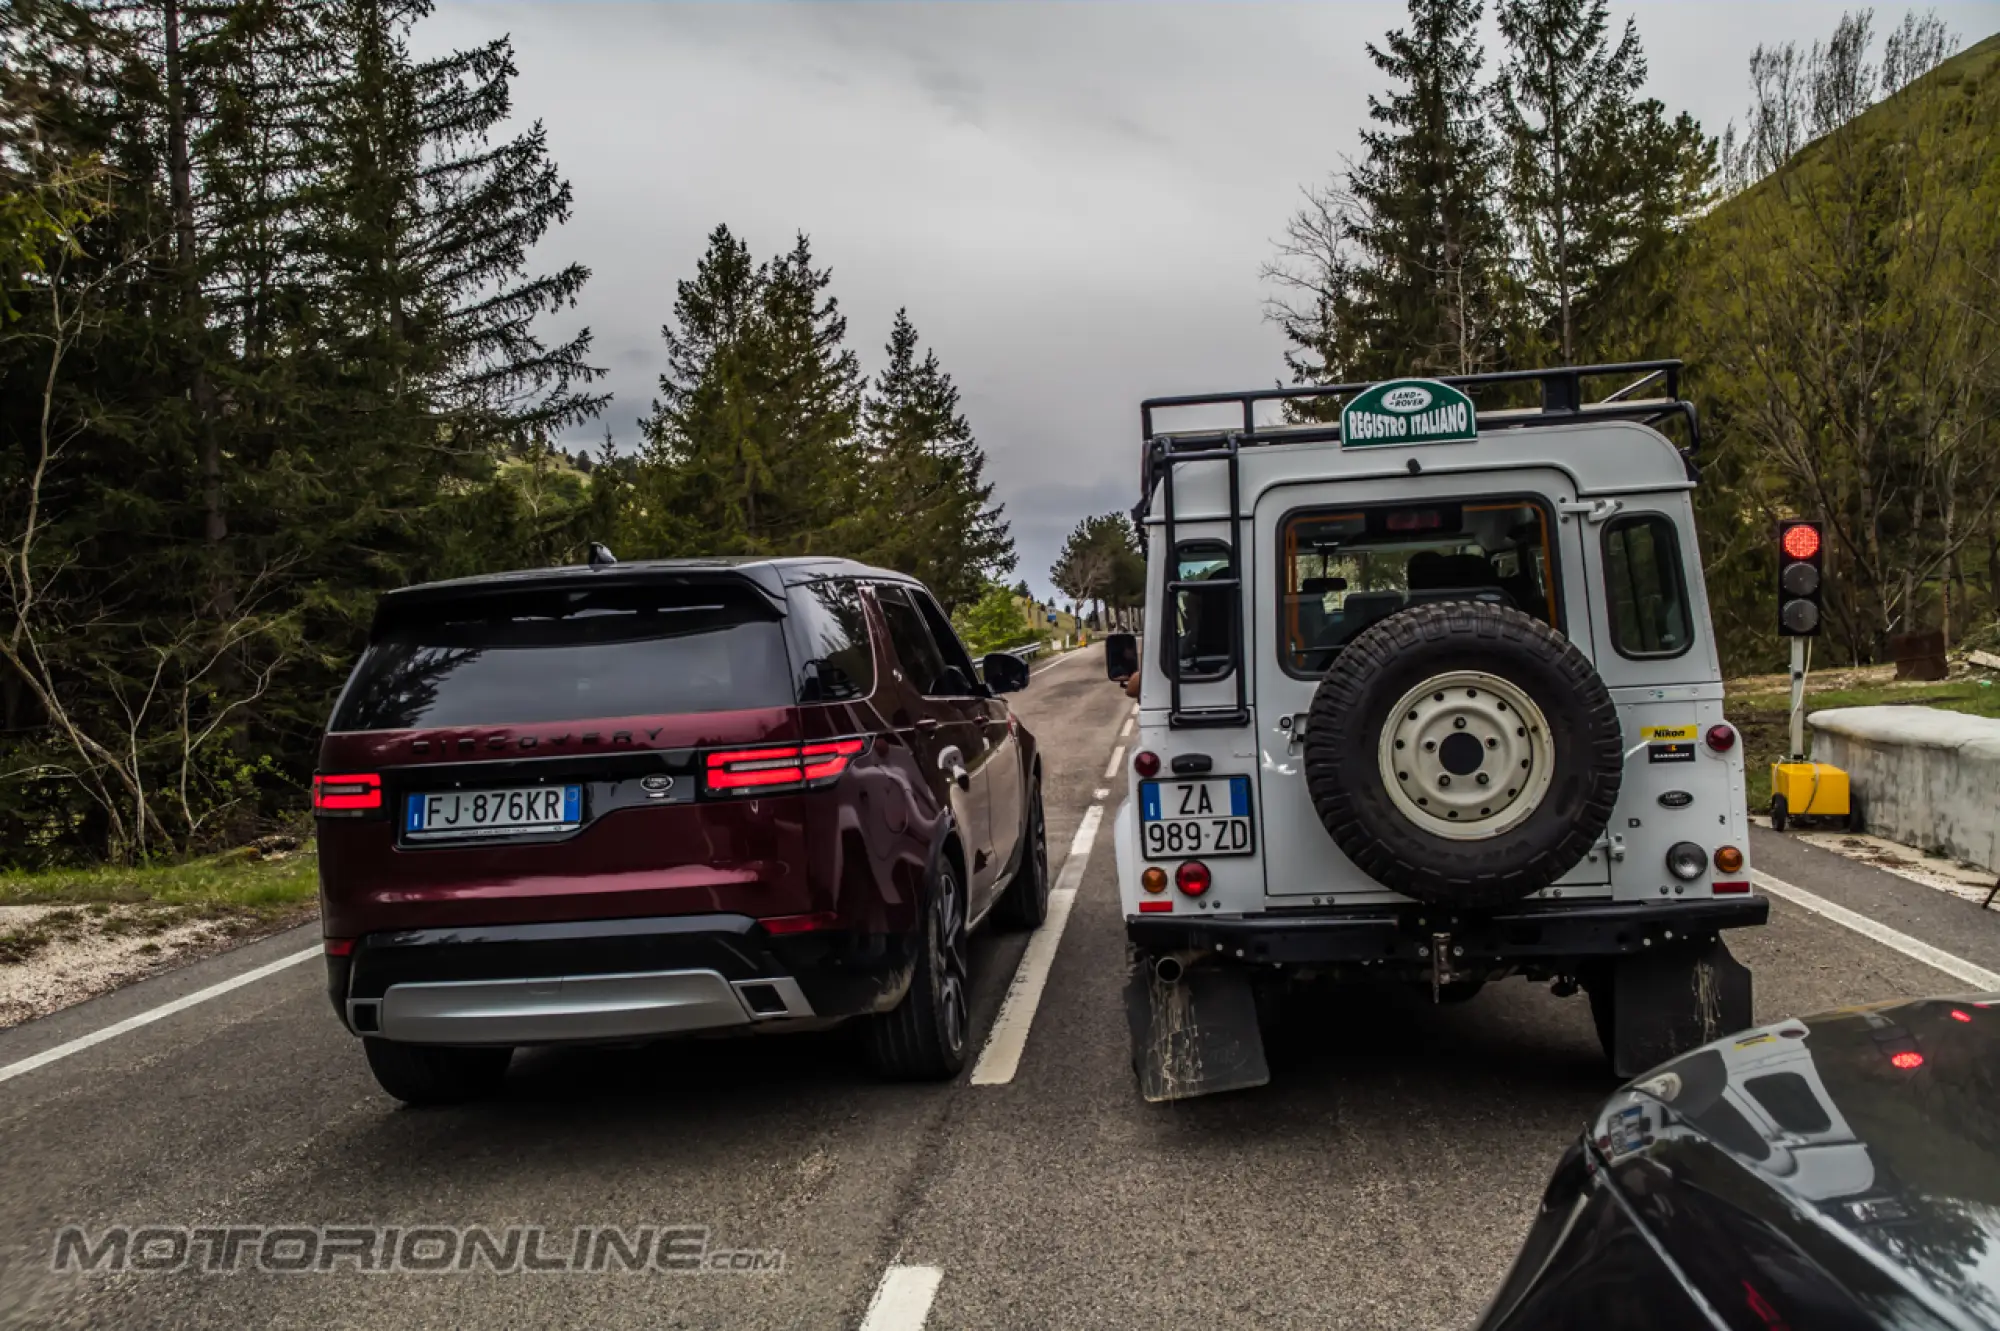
<box><xmin>3</xmin><ymin>646</ymin><xmax>1998</xmax><ymax>1330</ymax></box>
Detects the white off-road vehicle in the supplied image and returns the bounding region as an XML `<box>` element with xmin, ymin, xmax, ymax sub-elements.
<box><xmin>1103</xmin><ymin>362</ymin><xmax>1766</xmax><ymax>1101</ymax></box>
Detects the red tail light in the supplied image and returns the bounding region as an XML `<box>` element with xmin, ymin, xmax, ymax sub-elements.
<box><xmin>1706</xmin><ymin>724</ymin><xmax>1737</xmax><ymax>753</ymax></box>
<box><xmin>323</xmin><ymin>937</ymin><xmax>356</xmax><ymax>957</ymax></box>
<box><xmin>1137</xmin><ymin>899</ymin><xmax>1174</xmax><ymax>913</ymax></box>
<box><xmin>1175</xmin><ymin>861</ymin><xmax>1211</xmax><ymax>897</ymax></box>
<box><xmin>1951</xmin><ymin>1009</ymin><xmax>1973</xmax><ymax>1023</ymax></box>
<box><xmin>1713</xmin><ymin>881</ymin><xmax>1751</xmax><ymax>894</ymax></box>
<box><xmin>705</xmin><ymin>738</ymin><xmax>869</xmax><ymax>794</ymax></box>
<box><xmin>1891</xmin><ymin>1051</ymin><xmax>1924</xmax><ymax>1070</ymax></box>
<box><xmin>312</xmin><ymin>773</ymin><xmax>381</xmax><ymax>814</ymax></box>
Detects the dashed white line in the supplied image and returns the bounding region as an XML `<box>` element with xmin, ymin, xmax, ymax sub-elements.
<box><xmin>0</xmin><ymin>944</ymin><xmax>321</xmax><ymax>1087</ymax></box>
<box><xmin>971</xmin><ymin>802</ymin><xmax>1104</xmax><ymax>1086</ymax></box>
<box><xmin>859</xmin><ymin>1263</ymin><xmax>944</xmax><ymax>1331</ymax></box>
<box><xmin>1754</xmin><ymin>870</ymin><xmax>2000</xmax><ymax>989</ymax></box>
<box><xmin>1120</xmin><ymin>712</ymin><xmax>1135</xmax><ymax>738</ymax></box>
<box><xmin>1094</xmin><ymin>787</ymin><xmax>1110</xmax><ymax>800</ymax></box>
<box><xmin>1102</xmin><ymin>745</ymin><xmax>1125</xmax><ymax>781</ymax></box>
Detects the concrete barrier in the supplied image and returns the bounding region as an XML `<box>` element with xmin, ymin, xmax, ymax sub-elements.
<box><xmin>1807</xmin><ymin>706</ymin><xmax>2000</xmax><ymax>873</ymax></box>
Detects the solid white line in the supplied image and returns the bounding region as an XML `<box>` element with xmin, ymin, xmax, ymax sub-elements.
<box><xmin>0</xmin><ymin>944</ymin><xmax>321</xmax><ymax>1087</ymax></box>
<box><xmin>1120</xmin><ymin>713</ymin><xmax>1135</xmax><ymax>739</ymax></box>
<box><xmin>1754</xmin><ymin>870</ymin><xmax>2000</xmax><ymax>989</ymax></box>
<box><xmin>859</xmin><ymin>1264</ymin><xmax>943</xmax><ymax>1331</ymax></box>
<box><xmin>1031</xmin><ymin>648</ymin><xmax>1085</xmax><ymax>677</ymax></box>
<box><xmin>1102</xmin><ymin>745</ymin><xmax>1125</xmax><ymax>781</ymax></box>
<box><xmin>970</xmin><ymin>803</ymin><xmax>1104</xmax><ymax>1086</ymax></box>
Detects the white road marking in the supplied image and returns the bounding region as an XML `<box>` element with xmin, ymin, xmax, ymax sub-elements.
<box><xmin>1754</xmin><ymin>870</ymin><xmax>2000</xmax><ymax>989</ymax></box>
<box><xmin>859</xmin><ymin>1264</ymin><xmax>944</xmax><ymax>1331</ymax></box>
<box><xmin>0</xmin><ymin>944</ymin><xmax>321</xmax><ymax>1087</ymax></box>
<box><xmin>1031</xmin><ymin>648</ymin><xmax>1086</xmax><ymax>677</ymax></box>
<box><xmin>1102</xmin><ymin>745</ymin><xmax>1125</xmax><ymax>780</ymax></box>
<box><xmin>1120</xmin><ymin>712</ymin><xmax>1135</xmax><ymax>738</ymax></box>
<box><xmin>971</xmin><ymin>803</ymin><xmax>1104</xmax><ymax>1086</ymax></box>
<box><xmin>1094</xmin><ymin>787</ymin><xmax>1110</xmax><ymax>800</ymax></box>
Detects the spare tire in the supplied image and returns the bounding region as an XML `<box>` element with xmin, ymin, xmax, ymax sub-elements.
<box><xmin>1301</xmin><ymin>601</ymin><xmax>1621</xmax><ymax>908</ymax></box>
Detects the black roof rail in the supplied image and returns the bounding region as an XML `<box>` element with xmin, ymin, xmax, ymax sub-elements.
<box><xmin>1136</xmin><ymin>359</ymin><xmax>1699</xmax><ymax>519</ymax></box>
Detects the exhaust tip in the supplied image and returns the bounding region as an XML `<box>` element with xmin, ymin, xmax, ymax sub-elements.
<box><xmin>1154</xmin><ymin>955</ymin><xmax>1184</xmax><ymax>985</ymax></box>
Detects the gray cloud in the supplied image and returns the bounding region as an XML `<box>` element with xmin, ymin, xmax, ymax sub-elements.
<box><xmin>418</xmin><ymin>0</ymin><xmax>1995</xmax><ymax>601</ymax></box>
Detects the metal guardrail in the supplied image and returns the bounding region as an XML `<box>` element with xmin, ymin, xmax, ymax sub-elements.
<box><xmin>1005</xmin><ymin>642</ymin><xmax>1045</xmax><ymax>661</ymax></box>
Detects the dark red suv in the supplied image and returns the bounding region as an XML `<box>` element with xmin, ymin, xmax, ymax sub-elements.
<box><xmin>314</xmin><ymin>557</ymin><xmax>1045</xmax><ymax>1104</ymax></box>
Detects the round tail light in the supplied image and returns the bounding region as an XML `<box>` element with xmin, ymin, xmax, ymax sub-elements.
<box><xmin>1715</xmin><ymin>845</ymin><xmax>1744</xmax><ymax>873</ymax></box>
<box><xmin>1134</xmin><ymin>750</ymin><xmax>1160</xmax><ymax>778</ymax></box>
<box><xmin>1706</xmin><ymin>724</ymin><xmax>1736</xmax><ymax>753</ymax></box>
<box><xmin>1666</xmin><ymin>841</ymin><xmax>1709</xmax><ymax>882</ymax></box>
<box><xmin>1140</xmin><ymin>866</ymin><xmax>1169</xmax><ymax>894</ymax></box>
<box><xmin>1175</xmin><ymin>861</ymin><xmax>1211</xmax><ymax>897</ymax></box>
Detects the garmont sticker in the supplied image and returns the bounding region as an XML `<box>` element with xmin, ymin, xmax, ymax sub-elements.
<box><xmin>1647</xmin><ymin>742</ymin><xmax>1696</xmax><ymax>764</ymax></box>
<box><xmin>1641</xmin><ymin>725</ymin><xmax>1697</xmax><ymax>741</ymax></box>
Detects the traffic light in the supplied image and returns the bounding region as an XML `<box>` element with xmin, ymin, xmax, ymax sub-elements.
<box><xmin>1777</xmin><ymin>520</ymin><xmax>1824</xmax><ymax>637</ymax></box>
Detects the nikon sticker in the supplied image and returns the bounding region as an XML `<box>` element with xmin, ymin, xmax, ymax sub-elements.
<box><xmin>1339</xmin><ymin>378</ymin><xmax>1478</xmax><ymax>448</ymax></box>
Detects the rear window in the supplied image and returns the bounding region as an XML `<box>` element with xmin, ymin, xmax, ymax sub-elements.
<box><xmin>1279</xmin><ymin>499</ymin><xmax>1560</xmax><ymax>676</ymax></box>
<box><xmin>332</xmin><ymin>582</ymin><xmax>793</xmax><ymax>731</ymax></box>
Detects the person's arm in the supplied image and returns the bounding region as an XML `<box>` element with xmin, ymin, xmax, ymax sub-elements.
<box><xmin>1119</xmin><ymin>672</ymin><xmax>1141</xmax><ymax>700</ymax></box>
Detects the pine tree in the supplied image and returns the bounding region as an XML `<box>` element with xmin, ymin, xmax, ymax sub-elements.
<box><xmin>1346</xmin><ymin>0</ymin><xmax>1512</xmax><ymax>377</ymax></box>
<box><xmin>854</xmin><ymin>309</ymin><xmax>1014</xmax><ymax>610</ymax></box>
<box><xmin>1492</xmin><ymin>0</ymin><xmax>1656</xmax><ymax>361</ymax></box>
<box><xmin>632</xmin><ymin>227</ymin><xmax>862</xmax><ymax>558</ymax></box>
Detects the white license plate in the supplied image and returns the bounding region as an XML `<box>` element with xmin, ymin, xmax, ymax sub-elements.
<box><xmin>1139</xmin><ymin>776</ymin><xmax>1254</xmax><ymax>857</ymax></box>
<box><xmin>404</xmin><ymin>785</ymin><xmax>581</xmax><ymax>841</ymax></box>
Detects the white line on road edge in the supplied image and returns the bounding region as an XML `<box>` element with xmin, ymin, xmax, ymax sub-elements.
<box><xmin>859</xmin><ymin>1264</ymin><xmax>943</xmax><ymax>1331</ymax></box>
<box><xmin>1102</xmin><ymin>745</ymin><xmax>1125</xmax><ymax>781</ymax></box>
<box><xmin>1032</xmin><ymin>648</ymin><xmax>1086</xmax><ymax>677</ymax></box>
<box><xmin>0</xmin><ymin>944</ymin><xmax>321</xmax><ymax>1087</ymax></box>
<box><xmin>971</xmin><ymin>803</ymin><xmax>1104</xmax><ymax>1086</ymax></box>
<box><xmin>1754</xmin><ymin>870</ymin><xmax>2000</xmax><ymax>990</ymax></box>
<box><xmin>1120</xmin><ymin>712</ymin><xmax>1135</xmax><ymax>739</ymax></box>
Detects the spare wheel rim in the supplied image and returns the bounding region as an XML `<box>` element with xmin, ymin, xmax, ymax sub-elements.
<box><xmin>1377</xmin><ymin>670</ymin><xmax>1556</xmax><ymax>841</ymax></box>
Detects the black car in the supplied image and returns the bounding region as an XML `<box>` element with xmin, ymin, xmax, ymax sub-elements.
<box><xmin>1477</xmin><ymin>997</ymin><xmax>2000</xmax><ymax>1331</ymax></box>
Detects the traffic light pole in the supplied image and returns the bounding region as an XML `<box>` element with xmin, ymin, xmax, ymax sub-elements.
<box><xmin>1789</xmin><ymin>636</ymin><xmax>1807</xmax><ymax>762</ymax></box>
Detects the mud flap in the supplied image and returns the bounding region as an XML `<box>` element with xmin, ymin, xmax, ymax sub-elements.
<box><xmin>1605</xmin><ymin>938</ymin><xmax>1753</xmax><ymax>1079</ymax></box>
<box><xmin>1125</xmin><ymin>959</ymin><xmax>1270</xmax><ymax>1103</ymax></box>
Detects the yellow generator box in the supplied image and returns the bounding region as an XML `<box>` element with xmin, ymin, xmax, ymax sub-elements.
<box><xmin>1770</xmin><ymin>761</ymin><xmax>1850</xmax><ymax>818</ymax></box>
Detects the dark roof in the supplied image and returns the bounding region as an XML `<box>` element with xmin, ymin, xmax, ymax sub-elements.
<box><xmin>380</xmin><ymin>555</ymin><xmax>912</xmax><ymax>602</ymax></box>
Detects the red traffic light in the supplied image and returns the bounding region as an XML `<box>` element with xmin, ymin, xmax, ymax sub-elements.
<box><xmin>1782</xmin><ymin>524</ymin><xmax>1821</xmax><ymax>560</ymax></box>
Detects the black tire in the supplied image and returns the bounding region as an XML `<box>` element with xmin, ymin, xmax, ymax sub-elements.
<box><xmin>865</xmin><ymin>855</ymin><xmax>970</xmax><ymax>1081</ymax></box>
<box><xmin>995</xmin><ymin>779</ymin><xmax>1050</xmax><ymax>930</ymax></box>
<box><xmin>362</xmin><ymin>1039</ymin><xmax>511</xmax><ymax>1106</ymax></box>
<box><xmin>1769</xmin><ymin>794</ymin><xmax>1789</xmax><ymax>833</ymax></box>
<box><xmin>1301</xmin><ymin>601</ymin><xmax>1622</xmax><ymax>908</ymax></box>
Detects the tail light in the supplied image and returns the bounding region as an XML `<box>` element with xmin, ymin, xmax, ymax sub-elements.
<box><xmin>1713</xmin><ymin>881</ymin><xmax>1751</xmax><ymax>894</ymax></box>
<box><xmin>705</xmin><ymin>738</ymin><xmax>869</xmax><ymax>795</ymax></box>
<box><xmin>1706</xmin><ymin>724</ymin><xmax>1737</xmax><ymax>753</ymax></box>
<box><xmin>1175</xmin><ymin>861</ymin><xmax>1211</xmax><ymax>897</ymax></box>
<box><xmin>1141</xmin><ymin>867</ymin><xmax>1169</xmax><ymax>894</ymax></box>
<box><xmin>1134</xmin><ymin>751</ymin><xmax>1161</xmax><ymax>778</ymax></box>
<box><xmin>1890</xmin><ymin>1051</ymin><xmax>1924</xmax><ymax>1070</ymax></box>
<box><xmin>323</xmin><ymin>937</ymin><xmax>356</xmax><ymax>957</ymax></box>
<box><xmin>1715</xmin><ymin>845</ymin><xmax>1744</xmax><ymax>873</ymax></box>
<box><xmin>313</xmin><ymin>773</ymin><xmax>382</xmax><ymax>815</ymax></box>
<box><xmin>760</xmin><ymin>911</ymin><xmax>840</xmax><ymax>935</ymax></box>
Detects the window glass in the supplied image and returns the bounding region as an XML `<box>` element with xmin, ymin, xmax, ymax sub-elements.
<box><xmin>787</xmin><ymin>579</ymin><xmax>875</xmax><ymax>702</ymax></box>
<box><xmin>1279</xmin><ymin>500</ymin><xmax>1559</xmax><ymax>676</ymax></box>
<box><xmin>911</xmin><ymin>590</ymin><xmax>981</xmax><ymax>695</ymax></box>
<box><xmin>1603</xmin><ymin>515</ymin><xmax>1693</xmax><ymax>658</ymax></box>
<box><xmin>1167</xmin><ymin>542</ymin><xmax>1237</xmax><ymax>681</ymax></box>
<box><xmin>332</xmin><ymin>584</ymin><xmax>791</xmax><ymax>730</ymax></box>
<box><xmin>876</xmin><ymin>586</ymin><xmax>957</xmax><ymax>697</ymax></box>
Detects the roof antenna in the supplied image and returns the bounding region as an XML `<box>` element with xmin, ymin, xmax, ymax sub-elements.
<box><xmin>587</xmin><ymin>542</ymin><xmax>618</xmax><ymax>567</ymax></box>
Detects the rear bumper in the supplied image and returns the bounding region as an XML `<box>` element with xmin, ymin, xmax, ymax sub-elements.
<box><xmin>326</xmin><ymin>913</ymin><xmax>917</xmax><ymax>1045</ymax></box>
<box><xmin>1126</xmin><ymin>896</ymin><xmax>1770</xmax><ymax>968</ymax></box>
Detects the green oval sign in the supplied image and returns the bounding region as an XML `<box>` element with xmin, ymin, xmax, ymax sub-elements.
<box><xmin>1339</xmin><ymin>378</ymin><xmax>1477</xmax><ymax>447</ymax></box>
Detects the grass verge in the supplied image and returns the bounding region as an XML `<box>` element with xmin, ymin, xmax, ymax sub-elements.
<box><xmin>0</xmin><ymin>839</ymin><xmax>318</xmax><ymax>967</ymax></box>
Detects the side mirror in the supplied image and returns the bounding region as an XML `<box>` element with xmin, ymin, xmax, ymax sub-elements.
<box><xmin>981</xmin><ymin>651</ymin><xmax>1030</xmax><ymax>695</ymax></box>
<box><xmin>1103</xmin><ymin>633</ymin><xmax>1138</xmax><ymax>681</ymax></box>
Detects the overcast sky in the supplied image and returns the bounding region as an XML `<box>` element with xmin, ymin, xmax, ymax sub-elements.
<box><xmin>419</xmin><ymin>1</ymin><xmax>1997</xmax><ymax>604</ymax></box>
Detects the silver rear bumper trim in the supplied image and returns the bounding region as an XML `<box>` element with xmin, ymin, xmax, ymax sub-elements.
<box><xmin>366</xmin><ymin>969</ymin><xmax>816</xmax><ymax>1045</ymax></box>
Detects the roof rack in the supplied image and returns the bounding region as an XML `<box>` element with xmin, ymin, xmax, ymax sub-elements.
<box><xmin>1136</xmin><ymin>359</ymin><xmax>1699</xmax><ymax>519</ymax></box>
